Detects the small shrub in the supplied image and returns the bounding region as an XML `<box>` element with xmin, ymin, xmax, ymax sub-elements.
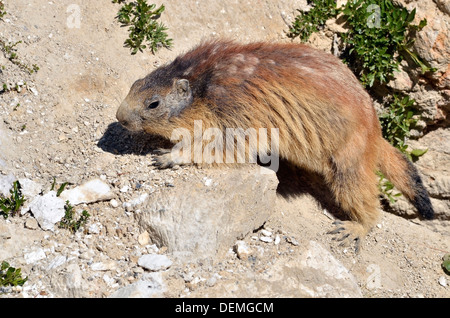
<box><xmin>287</xmin><ymin>0</ymin><xmax>339</xmax><ymax>41</ymax></box>
<box><xmin>340</xmin><ymin>0</ymin><xmax>432</xmax><ymax>87</ymax></box>
<box><xmin>0</xmin><ymin>181</ymin><xmax>26</xmax><ymax>219</ymax></box>
<box><xmin>0</xmin><ymin>261</ymin><xmax>28</xmax><ymax>288</ymax></box>
<box><xmin>59</xmin><ymin>201</ymin><xmax>90</xmax><ymax>233</ymax></box>
<box><xmin>288</xmin><ymin>0</ymin><xmax>433</xmax><ymax>88</ymax></box>
<box><xmin>0</xmin><ymin>1</ymin><xmax>6</xmax><ymax>19</ymax></box>
<box><xmin>379</xmin><ymin>94</ymin><xmax>427</xmax><ymax>160</ymax></box>
<box><xmin>113</xmin><ymin>0</ymin><xmax>172</xmax><ymax>54</ymax></box>
<box><xmin>0</xmin><ymin>40</ymin><xmax>40</xmax><ymax>74</ymax></box>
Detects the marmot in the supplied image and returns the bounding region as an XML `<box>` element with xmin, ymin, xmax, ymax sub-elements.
<box><xmin>116</xmin><ymin>39</ymin><xmax>434</xmax><ymax>249</ymax></box>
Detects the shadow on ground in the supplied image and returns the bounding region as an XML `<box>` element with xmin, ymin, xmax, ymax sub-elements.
<box><xmin>97</xmin><ymin>122</ymin><xmax>173</xmax><ymax>156</ymax></box>
<box><xmin>275</xmin><ymin>159</ymin><xmax>348</xmax><ymax>221</ymax></box>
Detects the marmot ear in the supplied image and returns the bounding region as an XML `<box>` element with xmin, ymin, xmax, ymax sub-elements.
<box><xmin>175</xmin><ymin>79</ymin><xmax>191</xmax><ymax>98</ymax></box>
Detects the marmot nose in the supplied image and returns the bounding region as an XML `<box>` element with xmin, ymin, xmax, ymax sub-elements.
<box><xmin>116</xmin><ymin>104</ymin><xmax>128</xmax><ymax>127</ymax></box>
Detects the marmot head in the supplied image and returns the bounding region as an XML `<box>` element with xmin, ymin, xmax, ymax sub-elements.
<box><xmin>116</xmin><ymin>71</ymin><xmax>193</xmax><ymax>135</ymax></box>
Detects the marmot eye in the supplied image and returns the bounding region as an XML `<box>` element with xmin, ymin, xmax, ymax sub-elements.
<box><xmin>145</xmin><ymin>98</ymin><xmax>160</xmax><ymax>109</ymax></box>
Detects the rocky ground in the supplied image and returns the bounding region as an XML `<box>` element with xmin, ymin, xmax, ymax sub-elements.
<box><xmin>0</xmin><ymin>0</ymin><xmax>449</xmax><ymax>298</ymax></box>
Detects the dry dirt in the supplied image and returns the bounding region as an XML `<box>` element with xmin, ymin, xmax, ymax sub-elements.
<box><xmin>0</xmin><ymin>0</ymin><xmax>449</xmax><ymax>298</ymax></box>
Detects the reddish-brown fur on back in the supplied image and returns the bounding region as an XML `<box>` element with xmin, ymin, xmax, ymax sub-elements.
<box><xmin>116</xmin><ymin>39</ymin><xmax>434</xmax><ymax>248</ymax></box>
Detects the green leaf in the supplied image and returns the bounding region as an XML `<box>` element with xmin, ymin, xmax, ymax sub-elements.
<box><xmin>410</xmin><ymin>148</ymin><xmax>428</xmax><ymax>157</ymax></box>
<box><xmin>442</xmin><ymin>254</ymin><xmax>450</xmax><ymax>275</ymax></box>
<box><xmin>56</xmin><ymin>182</ymin><xmax>68</xmax><ymax>197</ymax></box>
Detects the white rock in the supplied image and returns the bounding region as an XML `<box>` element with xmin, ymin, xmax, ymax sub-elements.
<box><xmin>24</xmin><ymin>248</ymin><xmax>46</xmax><ymax>264</ymax></box>
<box><xmin>123</xmin><ymin>193</ymin><xmax>149</xmax><ymax>211</ymax></box>
<box><xmin>234</xmin><ymin>240</ymin><xmax>251</xmax><ymax>259</ymax></box>
<box><xmin>65</xmin><ymin>264</ymin><xmax>84</xmax><ymax>295</ymax></box>
<box><xmin>438</xmin><ymin>276</ymin><xmax>447</xmax><ymax>287</ymax></box>
<box><xmin>29</xmin><ymin>191</ymin><xmax>65</xmax><ymax>231</ymax></box>
<box><xmin>260</xmin><ymin>236</ymin><xmax>273</xmax><ymax>243</ymax></box>
<box><xmin>47</xmin><ymin>255</ymin><xmax>67</xmax><ymax>270</ymax></box>
<box><xmin>24</xmin><ymin>217</ymin><xmax>39</xmax><ymax>230</ymax></box>
<box><xmin>18</xmin><ymin>178</ymin><xmax>43</xmax><ymax>198</ymax></box>
<box><xmin>261</xmin><ymin>229</ymin><xmax>272</xmax><ymax>237</ymax></box>
<box><xmin>137</xmin><ymin>254</ymin><xmax>172</xmax><ymax>271</ymax></box>
<box><xmin>0</xmin><ymin>173</ymin><xmax>16</xmax><ymax>196</ymax></box>
<box><xmin>274</xmin><ymin>235</ymin><xmax>281</xmax><ymax>245</ymax></box>
<box><xmin>59</xmin><ymin>179</ymin><xmax>114</xmax><ymax>205</ymax></box>
<box><xmin>203</xmin><ymin>177</ymin><xmax>213</xmax><ymax>187</ymax></box>
<box><xmin>109</xmin><ymin>273</ymin><xmax>165</xmax><ymax>298</ymax></box>
<box><xmin>29</xmin><ymin>87</ymin><xmax>38</xmax><ymax>96</ymax></box>
<box><xmin>138</xmin><ymin>231</ymin><xmax>150</xmax><ymax>246</ymax></box>
<box><xmin>91</xmin><ymin>261</ymin><xmax>117</xmax><ymax>271</ymax></box>
<box><xmin>88</xmin><ymin>223</ymin><xmax>101</xmax><ymax>234</ymax></box>
<box><xmin>110</xmin><ymin>199</ymin><xmax>119</xmax><ymax>208</ymax></box>
<box><xmin>103</xmin><ymin>274</ymin><xmax>119</xmax><ymax>288</ymax></box>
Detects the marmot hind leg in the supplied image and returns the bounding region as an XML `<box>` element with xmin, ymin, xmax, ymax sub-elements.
<box><xmin>325</xmin><ymin>155</ymin><xmax>380</xmax><ymax>252</ymax></box>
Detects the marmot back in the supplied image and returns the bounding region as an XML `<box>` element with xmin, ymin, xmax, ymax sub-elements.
<box><xmin>117</xmin><ymin>39</ymin><xmax>434</xmax><ymax>251</ymax></box>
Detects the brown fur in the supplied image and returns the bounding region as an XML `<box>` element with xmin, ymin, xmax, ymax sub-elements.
<box><xmin>116</xmin><ymin>39</ymin><xmax>434</xmax><ymax>249</ymax></box>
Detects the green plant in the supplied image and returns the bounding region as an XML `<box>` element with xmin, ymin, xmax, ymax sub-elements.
<box><xmin>0</xmin><ymin>40</ymin><xmax>40</xmax><ymax>74</ymax></box>
<box><xmin>377</xmin><ymin>171</ymin><xmax>401</xmax><ymax>203</ymax></box>
<box><xmin>0</xmin><ymin>1</ymin><xmax>6</xmax><ymax>19</ymax></box>
<box><xmin>113</xmin><ymin>0</ymin><xmax>172</xmax><ymax>54</ymax></box>
<box><xmin>0</xmin><ymin>180</ymin><xmax>26</xmax><ymax>219</ymax></box>
<box><xmin>59</xmin><ymin>201</ymin><xmax>90</xmax><ymax>233</ymax></box>
<box><xmin>340</xmin><ymin>0</ymin><xmax>432</xmax><ymax>87</ymax></box>
<box><xmin>442</xmin><ymin>254</ymin><xmax>450</xmax><ymax>276</ymax></box>
<box><xmin>288</xmin><ymin>0</ymin><xmax>339</xmax><ymax>41</ymax></box>
<box><xmin>288</xmin><ymin>0</ymin><xmax>434</xmax><ymax>88</ymax></box>
<box><xmin>0</xmin><ymin>261</ymin><xmax>28</xmax><ymax>288</ymax></box>
<box><xmin>379</xmin><ymin>94</ymin><xmax>427</xmax><ymax>160</ymax></box>
<box><xmin>50</xmin><ymin>177</ymin><xmax>68</xmax><ymax>197</ymax></box>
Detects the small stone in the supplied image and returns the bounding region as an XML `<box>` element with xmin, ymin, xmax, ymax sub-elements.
<box><xmin>234</xmin><ymin>240</ymin><xmax>251</xmax><ymax>259</ymax></box>
<box><xmin>286</xmin><ymin>236</ymin><xmax>299</xmax><ymax>246</ymax></box>
<box><xmin>110</xmin><ymin>199</ymin><xmax>119</xmax><ymax>208</ymax></box>
<box><xmin>206</xmin><ymin>273</ymin><xmax>221</xmax><ymax>287</ymax></box>
<box><xmin>438</xmin><ymin>276</ymin><xmax>447</xmax><ymax>287</ymax></box>
<box><xmin>91</xmin><ymin>261</ymin><xmax>117</xmax><ymax>271</ymax></box>
<box><xmin>109</xmin><ymin>273</ymin><xmax>165</xmax><ymax>298</ymax></box>
<box><xmin>29</xmin><ymin>191</ymin><xmax>66</xmax><ymax>231</ymax></box>
<box><xmin>29</xmin><ymin>87</ymin><xmax>38</xmax><ymax>96</ymax></box>
<box><xmin>88</xmin><ymin>223</ymin><xmax>101</xmax><ymax>234</ymax></box>
<box><xmin>260</xmin><ymin>229</ymin><xmax>272</xmax><ymax>237</ymax></box>
<box><xmin>123</xmin><ymin>193</ymin><xmax>149</xmax><ymax>211</ymax></box>
<box><xmin>274</xmin><ymin>235</ymin><xmax>281</xmax><ymax>245</ymax></box>
<box><xmin>204</xmin><ymin>177</ymin><xmax>213</xmax><ymax>187</ymax></box>
<box><xmin>24</xmin><ymin>217</ymin><xmax>39</xmax><ymax>230</ymax></box>
<box><xmin>138</xmin><ymin>231</ymin><xmax>150</xmax><ymax>246</ymax></box>
<box><xmin>137</xmin><ymin>254</ymin><xmax>172</xmax><ymax>271</ymax></box>
<box><xmin>103</xmin><ymin>274</ymin><xmax>119</xmax><ymax>288</ymax></box>
<box><xmin>59</xmin><ymin>179</ymin><xmax>114</xmax><ymax>205</ymax></box>
<box><xmin>79</xmin><ymin>249</ymin><xmax>95</xmax><ymax>260</ymax></box>
<box><xmin>47</xmin><ymin>255</ymin><xmax>67</xmax><ymax>270</ymax></box>
<box><xmin>259</xmin><ymin>236</ymin><xmax>273</xmax><ymax>243</ymax></box>
<box><xmin>24</xmin><ymin>248</ymin><xmax>46</xmax><ymax>264</ymax></box>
